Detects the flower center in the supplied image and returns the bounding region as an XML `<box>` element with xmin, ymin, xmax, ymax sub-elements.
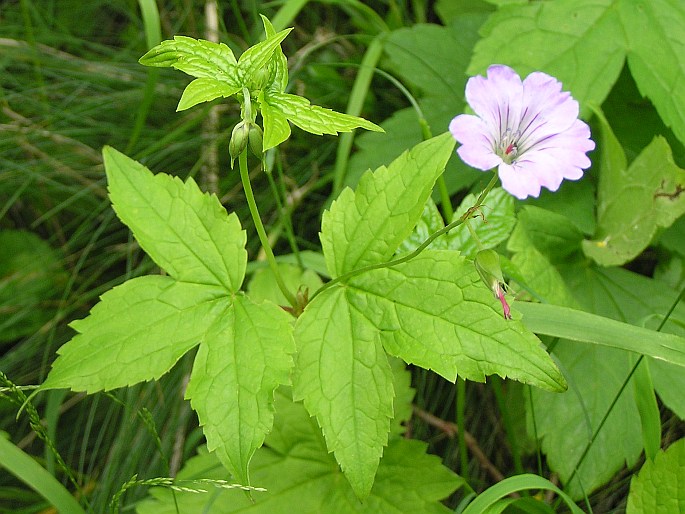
<box><xmin>497</xmin><ymin>128</ymin><xmax>520</xmax><ymax>164</ymax></box>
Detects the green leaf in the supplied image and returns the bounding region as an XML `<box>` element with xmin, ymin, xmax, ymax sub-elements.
<box><xmin>469</xmin><ymin>0</ymin><xmax>625</xmax><ymax>112</ymax></box>
<box><xmin>259</xmin><ymin>14</ymin><xmax>288</xmax><ymax>93</ymax></box>
<box><xmin>247</xmin><ymin>263</ymin><xmax>322</xmax><ymax>306</ymax></box>
<box><xmin>259</xmin><ymin>91</ymin><xmax>291</xmax><ymax>151</ymax></box>
<box><xmin>461</xmin><ymin>474</ymin><xmax>583</xmax><ymax>514</ymax></box>
<box><xmin>583</xmin><ymin>119</ymin><xmax>685</xmax><ymax>265</ymax></box>
<box><xmin>399</xmin><ymin>188</ymin><xmax>516</xmax><ymax>260</ymax></box>
<box><xmin>236</xmin><ymin>28</ymin><xmax>292</xmax><ymax>86</ymax></box>
<box><xmin>322</xmin><ymin>133</ymin><xmax>455</xmax><ymax>277</ymax></box>
<box><xmin>42</xmin><ymin>276</ymin><xmax>226</xmax><ymax>392</ymax></box>
<box><xmin>136</xmin><ymin>390</ymin><xmax>462</xmax><ymax>514</ymax></box>
<box><xmin>264</xmin><ymin>92</ymin><xmax>383</xmax><ymax>136</ymax></box>
<box><xmin>186</xmin><ymin>294</ymin><xmax>295</xmax><ymax>485</ymax></box>
<box><xmin>177</xmin><ymin>77</ymin><xmax>241</xmax><ymax>111</ymax></box>
<box><xmin>292</xmin><ymin>287</ymin><xmax>395</xmax><ymax>498</ymax></box>
<box><xmin>530</xmin><ymin>343</ymin><xmax>642</xmax><ymax>498</ymax></box>
<box><xmin>619</xmin><ymin>0</ymin><xmax>685</xmax><ymax>147</ymax></box>
<box><xmin>516</xmin><ymin>302</ymin><xmax>685</xmax><ymax>369</ymax></box>
<box><xmin>103</xmin><ymin>146</ymin><xmax>247</xmax><ymax>291</ymax></box>
<box><xmin>349</xmin><ymin>251</ymin><xmax>566</xmax><ymax>391</ymax></box>
<box><xmin>139</xmin><ymin>36</ymin><xmax>239</xmax><ymax>87</ymax></box>
<box><xmin>627</xmin><ymin>437</ymin><xmax>685</xmax><ymax>514</ymax></box>
<box><xmin>0</xmin><ymin>433</ymin><xmax>86</xmax><ymax>514</ymax></box>
<box><xmin>448</xmin><ymin>187</ymin><xmax>516</xmax><ymax>258</ymax></box>
<box><xmin>384</xmin><ymin>23</ymin><xmax>473</xmax><ymax>97</ymax></box>
<box><xmin>631</xmin><ymin>355</ymin><xmax>661</xmax><ymax>461</ymax></box>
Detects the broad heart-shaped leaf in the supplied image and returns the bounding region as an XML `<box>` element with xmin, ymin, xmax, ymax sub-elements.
<box><xmin>619</xmin><ymin>0</ymin><xmax>685</xmax><ymax>148</ymax></box>
<box><xmin>469</xmin><ymin>0</ymin><xmax>625</xmax><ymax>113</ymax></box>
<box><xmin>104</xmin><ymin>146</ymin><xmax>247</xmax><ymax>291</ymax></box>
<box><xmin>582</xmin><ymin>117</ymin><xmax>685</xmax><ymax>265</ymax></box>
<box><xmin>292</xmin><ymin>286</ymin><xmax>396</xmax><ymax>499</ymax></box>
<box><xmin>322</xmin><ymin>133</ymin><xmax>455</xmax><ymax>277</ymax></box>
<box><xmin>139</xmin><ymin>36</ymin><xmax>239</xmax><ymax>87</ymax></box>
<box><xmin>262</xmin><ymin>91</ymin><xmax>383</xmax><ymax>138</ymax></box>
<box><xmin>41</xmin><ymin>276</ymin><xmax>227</xmax><ymax>393</ymax></box>
<box><xmin>186</xmin><ymin>294</ymin><xmax>295</xmax><ymax>486</ymax></box>
<box><xmin>177</xmin><ymin>77</ymin><xmax>241</xmax><ymax>111</ymax></box>
<box><xmin>136</xmin><ymin>390</ymin><xmax>463</xmax><ymax>514</ymax></box>
<box><xmin>627</xmin><ymin>437</ymin><xmax>685</xmax><ymax>514</ymax></box>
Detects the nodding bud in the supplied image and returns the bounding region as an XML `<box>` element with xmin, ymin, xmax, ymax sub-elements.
<box><xmin>248</xmin><ymin>123</ymin><xmax>264</xmax><ymax>158</ymax></box>
<box><xmin>229</xmin><ymin>121</ymin><xmax>250</xmax><ymax>168</ymax></box>
<box><xmin>474</xmin><ymin>249</ymin><xmax>511</xmax><ymax>320</ymax></box>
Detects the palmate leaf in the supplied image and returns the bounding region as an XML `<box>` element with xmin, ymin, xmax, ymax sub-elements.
<box><xmin>136</xmin><ymin>390</ymin><xmax>463</xmax><ymax>514</ymax></box>
<box><xmin>295</xmin><ymin>135</ymin><xmax>565</xmax><ymax>498</ymax></box>
<box><xmin>186</xmin><ymin>294</ymin><xmax>295</xmax><ymax>485</ymax></box>
<box><xmin>44</xmin><ymin>148</ymin><xmax>295</xmax><ymax>489</ymax></box>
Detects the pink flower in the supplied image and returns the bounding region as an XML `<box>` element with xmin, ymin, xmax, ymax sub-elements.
<box><xmin>449</xmin><ymin>65</ymin><xmax>595</xmax><ymax>199</ymax></box>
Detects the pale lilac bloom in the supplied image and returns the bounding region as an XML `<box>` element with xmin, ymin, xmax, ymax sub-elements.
<box><xmin>449</xmin><ymin>65</ymin><xmax>595</xmax><ymax>199</ymax></box>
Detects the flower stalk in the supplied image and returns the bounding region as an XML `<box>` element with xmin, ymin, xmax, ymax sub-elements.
<box><xmin>237</xmin><ymin>149</ymin><xmax>297</xmax><ymax>309</ymax></box>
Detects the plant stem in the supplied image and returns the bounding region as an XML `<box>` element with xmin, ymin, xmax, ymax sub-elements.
<box><xmin>311</xmin><ymin>172</ymin><xmax>500</xmax><ymax>301</ymax></box>
<box><xmin>238</xmin><ymin>149</ymin><xmax>297</xmax><ymax>308</ymax></box>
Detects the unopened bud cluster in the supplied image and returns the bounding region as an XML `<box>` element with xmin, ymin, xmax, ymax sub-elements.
<box><xmin>229</xmin><ymin>120</ymin><xmax>264</xmax><ymax>167</ymax></box>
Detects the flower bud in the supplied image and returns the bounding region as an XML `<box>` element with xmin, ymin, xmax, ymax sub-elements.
<box><xmin>229</xmin><ymin>121</ymin><xmax>250</xmax><ymax>168</ymax></box>
<box><xmin>474</xmin><ymin>249</ymin><xmax>511</xmax><ymax>319</ymax></box>
<box><xmin>247</xmin><ymin>123</ymin><xmax>264</xmax><ymax>158</ymax></box>
<box><xmin>250</xmin><ymin>63</ymin><xmax>274</xmax><ymax>90</ymax></box>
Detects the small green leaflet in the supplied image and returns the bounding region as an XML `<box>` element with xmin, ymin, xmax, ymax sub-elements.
<box><xmin>42</xmin><ymin>147</ymin><xmax>295</xmax><ymax>487</ymax></box>
<box><xmin>296</xmin><ymin>134</ymin><xmax>566</xmax><ymax>499</ymax></box>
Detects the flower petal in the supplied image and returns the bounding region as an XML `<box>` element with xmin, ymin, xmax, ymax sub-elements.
<box><xmin>449</xmin><ymin>115</ymin><xmax>501</xmax><ymax>171</ymax></box>
<box><xmin>465</xmin><ymin>65</ymin><xmax>524</xmax><ymax>135</ymax></box>
<box><xmin>498</xmin><ymin>162</ymin><xmax>542</xmax><ymax>199</ymax></box>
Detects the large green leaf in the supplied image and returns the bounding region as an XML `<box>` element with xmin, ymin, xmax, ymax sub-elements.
<box><xmin>627</xmin><ymin>437</ymin><xmax>685</xmax><ymax>514</ymax></box>
<box><xmin>42</xmin><ymin>276</ymin><xmax>227</xmax><ymax>392</ymax></box>
<box><xmin>104</xmin><ymin>146</ymin><xmax>247</xmax><ymax>291</ymax></box>
<box><xmin>322</xmin><ymin>133</ymin><xmax>455</xmax><ymax>277</ymax></box>
<box><xmin>186</xmin><ymin>294</ymin><xmax>295</xmax><ymax>485</ymax></box>
<box><xmin>583</xmin><ymin>118</ymin><xmax>685</xmax><ymax>265</ymax></box>
<box><xmin>136</xmin><ymin>390</ymin><xmax>462</xmax><ymax>514</ymax></box>
<box><xmin>292</xmin><ymin>287</ymin><xmax>395</xmax><ymax>498</ymax></box>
